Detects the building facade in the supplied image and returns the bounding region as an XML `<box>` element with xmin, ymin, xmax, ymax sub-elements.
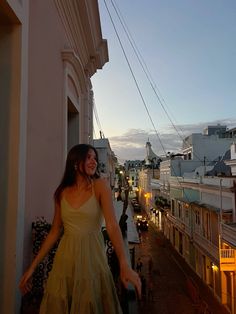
<box><xmin>93</xmin><ymin>138</ymin><xmax>117</xmax><ymax>188</ymax></box>
<box><xmin>139</xmin><ymin>127</ymin><xmax>236</xmax><ymax>313</ymax></box>
<box><xmin>182</xmin><ymin>125</ymin><xmax>234</xmax><ymax>162</ymax></box>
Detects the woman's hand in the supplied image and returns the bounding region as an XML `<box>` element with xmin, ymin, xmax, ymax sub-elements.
<box><xmin>120</xmin><ymin>263</ymin><xmax>142</xmax><ymax>299</ymax></box>
<box><xmin>19</xmin><ymin>267</ymin><xmax>34</xmax><ymax>295</ymax></box>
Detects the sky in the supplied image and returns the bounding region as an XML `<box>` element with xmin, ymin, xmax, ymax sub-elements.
<box><xmin>91</xmin><ymin>0</ymin><xmax>236</xmax><ymax>163</ymax></box>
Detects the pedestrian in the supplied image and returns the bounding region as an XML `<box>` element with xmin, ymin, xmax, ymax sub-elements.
<box><xmin>116</xmin><ymin>185</ymin><xmax>122</xmax><ymax>201</ymax></box>
<box><xmin>19</xmin><ymin>144</ymin><xmax>141</xmax><ymax>313</ymax></box>
<box><xmin>136</xmin><ymin>257</ymin><xmax>143</xmax><ymax>273</ymax></box>
<box><xmin>140</xmin><ymin>275</ymin><xmax>146</xmax><ymax>300</ymax></box>
<box><xmin>147</xmin><ymin>277</ymin><xmax>154</xmax><ymax>301</ymax></box>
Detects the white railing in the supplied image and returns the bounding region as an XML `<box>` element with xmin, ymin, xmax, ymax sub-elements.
<box><xmin>220</xmin><ymin>249</ymin><xmax>235</xmax><ymax>259</ymax></box>
<box><xmin>220</xmin><ymin>249</ymin><xmax>236</xmax><ymax>271</ymax></box>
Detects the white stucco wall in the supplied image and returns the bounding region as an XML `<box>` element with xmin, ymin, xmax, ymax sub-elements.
<box><xmin>0</xmin><ymin>1</ymin><xmax>29</xmax><ymax>312</ymax></box>
<box><xmin>0</xmin><ymin>1</ymin><xmax>108</xmax><ymax>313</ymax></box>
<box><xmin>26</xmin><ymin>0</ymin><xmax>68</xmax><ymax>224</ymax></box>
<box><xmin>183</xmin><ymin>133</ymin><xmax>233</xmax><ymax>162</ymax></box>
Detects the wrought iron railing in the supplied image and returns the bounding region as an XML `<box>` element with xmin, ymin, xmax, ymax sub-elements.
<box><xmin>21</xmin><ymin>217</ymin><xmax>60</xmax><ymax>312</ymax></box>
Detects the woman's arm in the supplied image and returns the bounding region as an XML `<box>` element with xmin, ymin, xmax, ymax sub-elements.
<box><xmin>95</xmin><ymin>178</ymin><xmax>141</xmax><ymax>297</ymax></box>
<box><xmin>19</xmin><ymin>202</ymin><xmax>63</xmax><ymax>295</ymax></box>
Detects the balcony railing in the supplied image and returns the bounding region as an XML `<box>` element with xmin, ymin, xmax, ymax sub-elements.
<box><xmin>220</xmin><ymin>249</ymin><xmax>236</xmax><ymax>271</ymax></box>
<box><xmin>120</xmin><ymin>234</ymin><xmax>138</xmax><ymax>314</ymax></box>
<box><xmin>103</xmin><ymin>209</ymin><xmax>138</xmax><ymax>314</ymax></box>
<box><xmin>193</xmin><ymin>232</ymin><xmax>219</xmax><ymax>262</ymax></box>
<box><xmin>167</xmin><ymin>214</ymin><xmax>191</xmax><ymax>236</ymax></box>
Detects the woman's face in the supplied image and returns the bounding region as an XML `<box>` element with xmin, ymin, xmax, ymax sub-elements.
<box><xmin>83</xmin><ymin>148</ymin><xmax>98</xmax><ymax>176</ymax></box>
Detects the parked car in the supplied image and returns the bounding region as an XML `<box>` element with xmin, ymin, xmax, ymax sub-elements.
<box><xmin>136</xmin><ymin>217</ymin><xmax>148</xmax><ymax>231</ymax></box>
<box><xmin>133</xmin><ymin>203</ymin><xmax>141</xmax><ymax>212</ymax></box>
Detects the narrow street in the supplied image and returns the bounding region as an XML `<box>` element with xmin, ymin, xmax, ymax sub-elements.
<box><xmin>132</xmin><ymin>219</ymin><xmax>228</xmax><ymax>314</ymax></box>
<box><xmin>133</xmin><ymin>222</ymin><xmax>196</xmax><ymax>314</ymax></box>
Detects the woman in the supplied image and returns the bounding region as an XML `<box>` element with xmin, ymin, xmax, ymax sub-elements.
<box><xmin>19</xmin><ymin>144</ymin><xmax>141</xmax><ymax>313</ymax></box>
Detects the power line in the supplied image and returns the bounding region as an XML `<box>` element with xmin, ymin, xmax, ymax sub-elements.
<box><xmin>111</xmin><ymin>0</ymin><xmax>186</xmax><ymax>139</ymax></box>
<box><xmin>109</xmin><ymin>0</ymin><xmax>206</xmax><ymax>164</ymax></box>
<box><xmin>103</xmin><ymin>0</ymin><xmax>166</xmax><ymax>156</ymax></box>
<box><xmin>102</xmin><ymin>0</ymin><xmax>207</xmax><ymax>205</ymax></box>
<box><xmin>93</xmin><ymin>98</ymin><xmax>105</xmax><ymax>139</ymax></box>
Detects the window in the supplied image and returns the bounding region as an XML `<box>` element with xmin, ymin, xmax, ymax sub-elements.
<box><xmin>195</xmin><ymin>210</ymin><xmax>200</xmax><ymax>225</ymax></box>
<box><xmin>178</xmin><ymin>202</ymin><xmax>182</xmax><ymax>219</ymax></box>
<box><xmin>171</xmin><ymin>199</ymin><xmax>175</xmax><ymax>216</ymax></box>
<box><xmin>185</xmin><ymin>209</ymin><xmax>189</xmax><ymax>219</ymax></box>
<box><xmin>205</xmin><ymin>212</ymin><xmax>211</xmax><ymax>240</ymax></box>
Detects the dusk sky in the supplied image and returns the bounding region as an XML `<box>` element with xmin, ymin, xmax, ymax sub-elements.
<box><xmin>91</xmin><ymin>0</ymin><xmax>236</xmax><ymax>163</ymax></box>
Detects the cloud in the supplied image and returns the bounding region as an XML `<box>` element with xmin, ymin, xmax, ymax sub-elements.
<box><xmin>108</xmin><ymin>119</ymin><xmax>236</xmax><ymax>163</ymax></box>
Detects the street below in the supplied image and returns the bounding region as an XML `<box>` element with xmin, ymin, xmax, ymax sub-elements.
<box><xmin>133</xmin><ymin>221</ymin><xmax>195</xmax><ymax>314</ymax></box>
<box><xmin>132</xmin><ymin>219</ymin><xmax>227</xmax><ymax>314</ymax></box>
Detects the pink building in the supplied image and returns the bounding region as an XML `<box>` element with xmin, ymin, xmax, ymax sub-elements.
<box><xmin>0</xmin><ymin>1</ymin><xmax>108</xmax><ymax>312</ymax></box>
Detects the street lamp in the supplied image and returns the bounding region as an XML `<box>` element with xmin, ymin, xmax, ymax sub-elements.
<box><xmin>144</xmin><ymin>192</ymin><xmax>151</xmax><ymax>215</ymax></box>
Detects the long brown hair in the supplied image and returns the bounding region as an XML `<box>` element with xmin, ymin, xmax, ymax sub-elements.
<box><xmin>54</xmin><ymin>144</ymin><xmax>100</xmax><ymax>204</ymax></box>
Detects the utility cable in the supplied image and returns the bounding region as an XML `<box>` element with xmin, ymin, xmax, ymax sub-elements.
<box><xmin>103</xmin><ymin>0</ymin><xmax>166</xmax><ymax>156</ymax></box>
<box><xmin>93</xmin><ymin>99</ymin><xmax>105</xmax><ymax>139</ymax></box>
<box><xmin>110</xmin><ymin>0</ymin><xmax>185</xmax><ymax>140</ymax></box>
<box><xmin>103</xmin><ymin>0</ymin><xmax>211</xmax><ymax>205</ymax></box>
<box><xmin>110</xmin><ymin>0</ymin><xmax>207</xmax><ymax>164</ymax></box>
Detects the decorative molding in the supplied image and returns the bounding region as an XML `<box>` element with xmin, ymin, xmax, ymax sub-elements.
<box><xmin>61</xmin><ymin>49</ymin><xmax>88</xmax><ymax>95</ymax></box>
<box><xmin>54</xmin><ymin>0</ymin><xmax>108</xmax><ymax>77</ymax></box>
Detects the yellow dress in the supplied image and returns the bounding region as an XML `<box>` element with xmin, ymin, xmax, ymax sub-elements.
<box><xmin>39</xmin><ymin>188</ymin><xmax>123</xmax><ymax>314</ymax></box>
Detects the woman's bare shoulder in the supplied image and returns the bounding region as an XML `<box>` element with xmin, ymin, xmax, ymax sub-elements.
<box><xmin>61</xmin><ymin>186</ymin><xmax>70</xmax><ymax>196</ymax></box>
<box><xmin>93</xmin><ymin>177</ymin><xmax>107</xmax><ymax>185</ymax></box>
<box><xmin>93</xmin><ymin>177</ymin><xmax>109</xmax><ymax>190</ymax></box>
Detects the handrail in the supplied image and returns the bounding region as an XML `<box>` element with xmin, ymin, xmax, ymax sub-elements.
<box><xmin>116</xmin><ymin>178</ymin><xmax>138</xmax><ymax>313</ymax></box>
<box><xmin>122</xmin><ymin>232</ymin><xmax>138</xmax><ymax>314</ymax></box>
<box><xmin>220</xmin><ymin>248</ymin><xmax>235</xmax><ymax>259</ymax></box>
<box><xmin>193</xmin><ymin>231</ymin><xmax>219</xmax><ymax>261</ymax></box>
<box><xmin>102</xmin><ymin>220</ymin><xmax>138</xmax><ymax>314</ymax></box>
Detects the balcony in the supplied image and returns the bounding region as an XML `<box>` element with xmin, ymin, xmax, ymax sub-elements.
<box><xmin>220</xmin><ymin>249</ymin><xmax>236</xmax><ymax>271</ymax></box>
<box><xmin>167</xmin><ymin>214</ymin><xmax>191</xmax><ymax>236</ymax></box>
<box><xmin>193</xmin><ymin>232</ymin><xmax>219</xmax><ymax>262</ymax></box>
<box><xmin>119</xmin><ymin>236</ymin><xmax>138</xmax><ymax>314</ymax></box>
